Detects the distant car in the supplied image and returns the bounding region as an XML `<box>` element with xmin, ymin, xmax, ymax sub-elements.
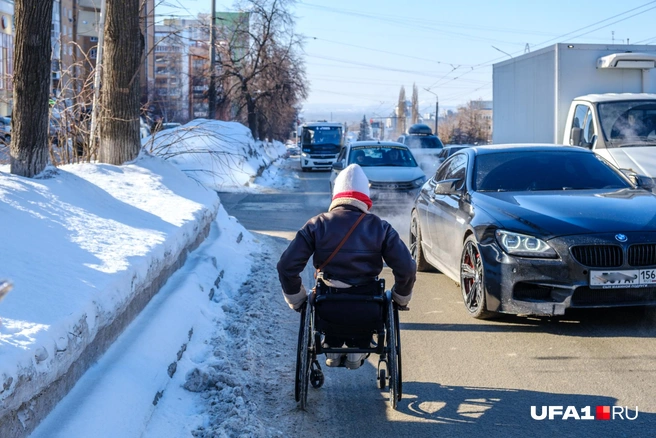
<box><xmin>411</xmin><ymin>144</ymin><xmax>656</xmax><ymax>319</ymax></box>
<box><xmin>330</xmin><ymin>141</ymin><xmax>425</xmax><ymax>208</ymax></box>
<box><xmin>0</xmin><ymin>116</ymin><xmax>10</xmax><ymax>145</ymax></box>
<box><xmin>159</xmin><ymin>122</ymin><xmax>182</xmax><ymax>131</ymax></box>
<box><xmin>397</xmin><ymin>123</ymin><xmax>444</xmax><ymax>174</ymax></box>
<box><xmin>140</xmin><ymin>117</ymin><xmax>151</xmax><ymax>139</ymax></box>
<box><xmin>436</xmin><ymin>145</ymin><xmax>473</xmax><ymax>165</ymax></box>
<box><xmin>286</xmin><ymin>143</ymin><xmax>301</xmax><ymax>156</ymax></box>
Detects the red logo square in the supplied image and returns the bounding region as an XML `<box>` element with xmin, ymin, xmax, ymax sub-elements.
<box><xmin>596</xmin><ymin>405</ymin><xmax>611</xmax><ymax>420</ymax></box>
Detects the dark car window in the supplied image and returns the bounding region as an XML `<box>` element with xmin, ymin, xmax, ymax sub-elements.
<box><xmin>348</xmin><ymin>146</ymin><xmax>417</xmax><ymax>167</ymax></box>
<box><xmin>435</xmin><ymin>154</ymin><xmax>466</xmax><ymax>182</ymax></box>
<box><xmin>405</xmin><ymin>136</ymin><xmax>444</xmax><ymax>149</ymax></box>
<box><xmin>475</xmin><ymin>150</ymin><xmax>631</xmax><ymax>192</ymax></box>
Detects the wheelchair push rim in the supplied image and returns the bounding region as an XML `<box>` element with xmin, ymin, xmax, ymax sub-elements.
<box><xmin>387</xmin><ymin>298</ymin><xmax>402</xmax><ymax>409</ymax></box>
<box><xmin>295</xmin><ymin>303</ymin><xmax>312</xmax><ymax>408</ymax></box>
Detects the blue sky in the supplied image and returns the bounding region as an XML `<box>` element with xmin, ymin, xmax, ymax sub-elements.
<box><xmin>158</xmin><ymin>0</ymin><xmax>656</xmax><ymax>117</ymax></box>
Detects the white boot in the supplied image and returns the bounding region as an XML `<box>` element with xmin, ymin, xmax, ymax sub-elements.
<box><xmin>324</xmin><ymin>343</ymin><xmax>345</xmax><ymax>367</ymax></box>
<box><xmin>345</xmin><ymin>353</ymin><xmax>367</xmax><ymax>370</ymax></box>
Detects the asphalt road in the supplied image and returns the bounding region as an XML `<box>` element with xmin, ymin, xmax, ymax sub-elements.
<box><xmin>219</xmin><ymin>157</ymin><xmax>656</xmax><ymax>438</ymax></box>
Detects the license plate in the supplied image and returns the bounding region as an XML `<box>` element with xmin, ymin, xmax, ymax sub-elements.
<box><xmin>589</xmin><ymin>269</ymin><xmax>656</xmax><ymax>289</ymax></box>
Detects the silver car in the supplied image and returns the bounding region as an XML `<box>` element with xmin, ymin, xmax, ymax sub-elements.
<box><xmin>330</xmin><ymin>141</ymin><xmax>426</xmax><ymax>208</ymax></box>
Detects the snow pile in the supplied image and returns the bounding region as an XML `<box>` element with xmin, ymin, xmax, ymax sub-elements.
<box><xmin>0</xmin><ymin>156</ymin><xmax>219</xmax><ymax>428</ymax></box>
<box><xmin>0</xmin><ymin>119</ymin><xmax>290</xmax><ymax>436</ymax></box>
<box><xmin>144</xmin><ymin>119</ymin><xmax>287</xmax><ymax>191</ymax></box>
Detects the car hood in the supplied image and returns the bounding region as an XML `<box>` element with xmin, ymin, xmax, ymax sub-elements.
<box><xmin>474</xmin><ymin>189</ymin><xmax>656</xmax><ymax>238</ymax></box>
<box><xmin>362</xmin><ymin>166</ymin><xmax>425</xmax><ymax>183</ymax></box>
<box><xmin>606</xmin><ymin>147</ymin><xmax>656</xmax><ymax>177</ymax></box>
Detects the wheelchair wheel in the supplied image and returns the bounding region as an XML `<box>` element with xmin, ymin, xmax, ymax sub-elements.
<box><xmin>295</xmin><ymin>303</ymin><xmax>312</xmax><ymax>409</ymax></box>
<box><xmin>395</xmin><ymin>305</ymin><xmax>403</xmax><ymax>401</ymax></box>
<box><xmin>378</xmin><ymin>367</ymin><xmax>386</xmax><ymax>390</ymax></box>
<box><xmin>310</xmin><ymin>365</ymin><xmax>324</xmax><ymax>389</ymax></box>
<box><xmin>386</xmin><ymin>298</ymin><xmax>401</xmax><ymax>410</ymax></box>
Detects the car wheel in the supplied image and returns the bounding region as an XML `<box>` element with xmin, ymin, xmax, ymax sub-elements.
<box><xmin>460</xmin><ymin>235</ymin><xmax>494</xmax><ymax>319</ymax></box>
<box><xmin>410</xmin><ymin>210</ymin><xmax>431</xmax><ymax>272</ymax></box>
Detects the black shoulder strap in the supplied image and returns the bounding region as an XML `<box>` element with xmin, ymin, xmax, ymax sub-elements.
<box><xmin>315</xmin><ymin>213</ymin><xmax>366</xmax><ymax>277</ymax></box>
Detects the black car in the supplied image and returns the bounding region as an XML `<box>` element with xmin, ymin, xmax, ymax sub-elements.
<box><xmin>436</xmin><ymin>145</ymin><xmax>472</xmax><ymax>165</ymax></box>
<box><xmin>410</xmin><ymin>144</ymin><xmax>656</xmax><ymax>318</ymax></box>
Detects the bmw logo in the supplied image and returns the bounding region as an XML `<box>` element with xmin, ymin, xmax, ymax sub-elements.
<box><xmin>615</xmin><ymin>234</ymin><xmax>628</xmax><ymax>242</ymax></box>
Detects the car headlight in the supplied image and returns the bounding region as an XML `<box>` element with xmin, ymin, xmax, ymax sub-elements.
<box><xmin>301</xmin><ymin>152</ymin><xmax>309</xmax><ymax>158</ymax></box>
<box><xmin>495</xmin><ymin>230</ymin><xmax>557</xmax><ymax>258</ymax></box>
<box><xmin>412</xmin><ymin>176</ymin><xmax>426</xmax><ymax>188</ymax></box>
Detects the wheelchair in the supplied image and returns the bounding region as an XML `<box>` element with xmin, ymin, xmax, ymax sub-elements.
<box><xmin>295</xmin><ymin>278</ymin><xmax>405</xmax><ymax>410</ymax></box>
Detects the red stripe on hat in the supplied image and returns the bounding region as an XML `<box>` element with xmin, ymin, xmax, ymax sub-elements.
<box><xmin>333</xmin><ymin>190</ymin><xmax>372</xmax><ymax>209</ymax></box>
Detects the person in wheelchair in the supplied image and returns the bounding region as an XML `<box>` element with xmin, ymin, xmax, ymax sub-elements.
<box><xmin>277</xmin><ymin>163</ymin><xmax>416</xmax><ymax>370</ymax></box>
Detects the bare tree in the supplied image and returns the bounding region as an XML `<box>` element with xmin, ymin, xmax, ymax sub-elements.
<box><xmin>97</xmin><ymin>0</ymin><xmax>144</xmax><ymax>164</ymax></box>
<box><xmin>10</xmin><ymin>0</ymin><xmax>55</xmax><ymax>177</ymax></box>
<box><xmin>411</xmin><ymin>83</ymin><xmax>419</xmax><ymax>125</ymax></box>
<box><xmin>215</xmin><ymin>0</ymin><xmax>306</xmax><ymax>140</ymax></box>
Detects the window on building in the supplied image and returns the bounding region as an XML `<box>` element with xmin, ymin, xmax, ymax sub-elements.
<box><xmin>89</xmin><ymin>48</ymin><xmax>97</xmax><ymax>59</ymax></box>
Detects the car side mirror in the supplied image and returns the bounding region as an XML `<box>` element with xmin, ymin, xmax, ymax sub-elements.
<box><xmin>620</xmin><ymin>169</ymin><xmax>654</xmax><ymax>190</ymax></box>
<box><xmin>570</xmin><ymin>127</ymin><xmax>582</xmax><ymax>146</ymax></box>
<box><xmin>332</xmin><ymin>161</ymin><xmax>344</xmax><ymax>171</ymax></box>
<box><xmin>434</xmin><ymin>178</ymin><xmax>463</xmax><ymax>195</ymax></box>
<box><xmin>637</xmin><ymin>175</ymin><xmax>655</xmax><ymax>190</ymax></box>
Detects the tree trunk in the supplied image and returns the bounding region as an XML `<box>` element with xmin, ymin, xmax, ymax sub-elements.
<box><xmin>98</xmin><ymin>0</ymin><xmax>143</xmax><ymax>165</ymax></box>
<box><xmin>10</xmin><ymin>0</ymin><xmax>54</xmax><ymax>177</ymax></box>
<box><xmin>246</xmin><ymin>94</ymin><xmax>258</xmax><ymax>140</ymax></box>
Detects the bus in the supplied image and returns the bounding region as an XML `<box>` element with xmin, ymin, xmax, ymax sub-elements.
<box><xmin>299</xmin><ymin>121</ymin><xmax>343</xmax><ymax>171</ymax></box>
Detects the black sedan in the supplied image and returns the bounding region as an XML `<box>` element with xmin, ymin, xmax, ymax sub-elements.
<box><xmin>410</xmin><ymin>145</ymin><xmax>656</xmax><ymax>318</ymax></box>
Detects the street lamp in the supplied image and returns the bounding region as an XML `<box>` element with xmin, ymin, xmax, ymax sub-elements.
<box><xmin>424</xmin><ymin>88</ymin><xmax>438</xmax><ymax>135</ymax></box>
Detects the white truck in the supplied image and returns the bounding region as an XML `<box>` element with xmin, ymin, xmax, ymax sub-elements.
<box><xmin>493</xmin><ymin>43</ymin><xmax>656</xmax><ymax>183</ymax></box>
<box><xmin>299</xmin><ymin>121</ymin><xmax>344</xmax><ymax>172</ymax></box>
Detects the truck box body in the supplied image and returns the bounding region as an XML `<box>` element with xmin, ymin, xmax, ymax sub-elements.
<box><xmin>493</xmin><ymin>43</ymin><xmax>656</xmax><ymax>144</ymax></box>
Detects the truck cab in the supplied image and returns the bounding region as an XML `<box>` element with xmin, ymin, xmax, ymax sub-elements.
<box><xmin>564</xmin><ymin>94</ymin><xmax>656</xmax><ymax>181</ymax></box>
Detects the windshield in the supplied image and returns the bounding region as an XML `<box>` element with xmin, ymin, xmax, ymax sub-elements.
<box><xmin>598</xmin><ymin>100</ymin><xmax>656</xmax><ymax>147</ymax></box>
<box><xmin>348</xmin><ymin>146</ymin><xmax>418</xmax><ymax>167</ymax></box>
<box><xmin>475</xmin><ymin>150</ymin><xmax>631</xmax><ymax>192</ymax></box>
<box><xmin>301</xmin><ymin>126</ymin><xmax>343</xmax><ymax>146</ymax></box>
<box><xmin>405</xmin><ymin>135</ymin><xmax>444</xmax><ymax>149</ymax></box>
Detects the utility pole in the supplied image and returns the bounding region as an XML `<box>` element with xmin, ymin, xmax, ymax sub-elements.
<box><xmin>207</xmin><ymin>0</ymin><xmax>216</xmax><ymax>119</ymax></box>
<box><xmin>435</xmin><ymin>97</ymin><xmax>439</xmax><ymax>134</ymax></box>
<box><xmin>89</xmin><ymin>0</ymin><xmax>107</xmax><ymax>157</ymax></box>
<box><xmin>424</xmin><ymin>87</ymin><xmax>438</xmax><ymax>135</ymax></box>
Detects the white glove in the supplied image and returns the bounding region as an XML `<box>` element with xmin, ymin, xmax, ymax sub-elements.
<box><xmin>283</xmin><ymin>284</ymin><xmax>307</xmax><ymax>311</ymax></box>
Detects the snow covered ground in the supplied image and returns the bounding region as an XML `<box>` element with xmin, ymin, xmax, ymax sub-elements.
<box><xmin>0</xmin><ymin>120</ymin><xmax>297</xmax><ymax>437</ymax></box>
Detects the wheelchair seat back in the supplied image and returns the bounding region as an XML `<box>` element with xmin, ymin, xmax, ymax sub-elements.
<box><xmin>313</xmin><ymin>278</ymin><xmax>386</xmax><ymax>336</ymax></box>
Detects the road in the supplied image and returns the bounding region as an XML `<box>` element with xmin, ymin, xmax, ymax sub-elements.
<box><xmin>219</xmin><ymin>157</ymin><xmax>656</xmax><ymax>437</ymax></box>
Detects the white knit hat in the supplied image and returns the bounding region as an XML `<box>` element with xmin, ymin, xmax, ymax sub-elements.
<box><xmin>329</xmin><ymin>164</ymin><xmax>372</xmax><ymax>213</ymax></box>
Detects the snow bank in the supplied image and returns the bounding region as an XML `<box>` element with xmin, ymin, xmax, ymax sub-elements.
<box><xmin>0</xmin><ymin>119</ymin><xmax>286</xmax><ymax>436</ymax></box>
<box><xmin>144</xmin><ymin>119</ymin><xmax>287</xmax><ymax>191</ymax></box>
